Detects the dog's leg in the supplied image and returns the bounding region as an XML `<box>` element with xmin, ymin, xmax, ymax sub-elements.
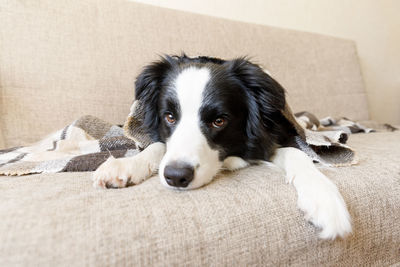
<box><xmin>92</xmin><ymin>142</ymin><xmax>166</xmax><ymax>189</ymax></box>
<box><xmin>222</xmin><ymin>156</ymin><xmax>250</xmax><ymax>171</ymax></box>
<box><xmin>271</xmin><ymin>147</ymin><xmax>352</xmax><ymax>239</ymax></box>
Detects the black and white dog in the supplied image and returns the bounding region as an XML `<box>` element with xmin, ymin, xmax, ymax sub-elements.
<box><xmin>93</xmin><ymin>55</ymin><xmax>351</xmax><ymax>239</ymax></box>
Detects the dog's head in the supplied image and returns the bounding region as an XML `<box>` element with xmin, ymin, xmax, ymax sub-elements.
<box><xmin>126</xmin><ymin>55</ymin><xmax>291</xmax><ymax>189</ymax></box>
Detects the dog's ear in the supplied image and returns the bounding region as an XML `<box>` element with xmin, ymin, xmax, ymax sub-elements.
<box><xmin>225</xmin><ymin>58</ymin><xmax>294</xmax><ymax>158</ymax></box>
<box><xmin>124</xmin><ymin>57</ymin><xmax>175</xmax><ymax>146</ymax></box>
<box><xmin>225</xmin><ymin>58</ymin><xmax>286</xmax><ymax>115</ymax></box>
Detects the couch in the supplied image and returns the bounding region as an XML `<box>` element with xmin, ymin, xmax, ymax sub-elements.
<box><xmin>1</xmin><ymin>0</ymin><xmax>399</xmax><ymax>266</ymax></box>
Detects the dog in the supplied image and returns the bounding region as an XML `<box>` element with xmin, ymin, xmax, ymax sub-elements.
<box><xmin>93</xmin><ymin>55</ymin><xmax>352</xmax><ymax>239</ymax></box>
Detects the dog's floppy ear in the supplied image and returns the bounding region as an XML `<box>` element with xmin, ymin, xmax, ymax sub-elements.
<box><xmin>225</xmin><ymin>58</ymin><xmax>295</xmax><ymax>158</ymax></box>
<box><xmin>123</xmin><ymin>57</ymin><xmax>175</xmax><ymax>148</ymax></box>
<box><xmin>226</xmin><ymin>58</ymin><xmax>286</xmax><ymax>115</ymax></box>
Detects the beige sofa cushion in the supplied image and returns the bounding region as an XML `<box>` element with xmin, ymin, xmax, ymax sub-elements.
<box><xmin>0</xmin><ymin>131</ymin><xmax>399</xmax><ymax>266</ymax></box>
<box><xmin>0</xmin><ymin>0</ymin><xmax>369</xmax><ymax>149</ymax></box>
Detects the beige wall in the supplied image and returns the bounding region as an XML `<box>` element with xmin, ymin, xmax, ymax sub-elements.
<box><xmin>131</xmin><ymin>0</ymin><xmax>400</xmax><ymax>124</ymax></box>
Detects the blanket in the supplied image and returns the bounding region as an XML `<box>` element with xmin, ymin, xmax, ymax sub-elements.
<box><xmin>0</xmin><ymin>102</ymin><xmax>397</xmax><ymax>176</ymax></box>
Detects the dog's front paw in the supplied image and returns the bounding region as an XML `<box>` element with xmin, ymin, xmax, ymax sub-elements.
<box><xmin>294</xmin><ymin>170</ymin><xmax>352</xmax><ymax>239</ymax></box>
<box><xmin>92</xmin><ymin>156</ymin><xmax>130</xmax><ymax>189</ymax></box>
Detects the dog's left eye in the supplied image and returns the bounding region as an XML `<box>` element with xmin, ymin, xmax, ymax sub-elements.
<box><xmin>212</xmin><ymin>118</ymin><xmax>226</xmax><ymax>128</ymax></box>
<box><xmin>165</xmin><ymin>113</ymin><xmax>176</xmax><ymax>124</ymax></box>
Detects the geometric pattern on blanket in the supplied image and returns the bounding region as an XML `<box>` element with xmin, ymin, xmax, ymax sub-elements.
<box><xmin>0</xmin><ymin>115</ymin><xmax>138</xmax><ymax>175</ymax></box>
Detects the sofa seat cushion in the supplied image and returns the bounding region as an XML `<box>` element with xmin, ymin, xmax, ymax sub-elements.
<box><xmin>0</xmin><ymin>131</ymin><xmax>399</xmax><ymax>266</ymax></box>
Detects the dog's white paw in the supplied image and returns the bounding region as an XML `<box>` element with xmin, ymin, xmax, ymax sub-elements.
<box><xmin>293</xmin><ymin>169</ymin><xmax>352</xmax><ymax>239</ymax></box>
<box><xmin>222</xmin><ymin>156</ymin><xmax>249</xmax><ymax>171</ymax></box>
<box><xmin>92</xmin><ymin>143</ymin><xmax>165</xmax><ymax>189</ymax></box>
<box><xmin>92</xmin><ymin>156</ymin><xmax>131</xmax><ymax>189</ymax></box>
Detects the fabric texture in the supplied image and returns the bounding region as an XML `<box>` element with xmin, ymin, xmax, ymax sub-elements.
<box><xmin>1</xmin><ymin>131</ymin><xmax>399</xmax><ymax>266</ymax></box>
<box><xmin>0</xmin><ymin>0</ymin><xmax>369</xmax><ymax>149</ymax></box>
<box><xmin>0</xmin><ymin>115</ymin><xmax>139</xmax><ymax>175</ymax></box>
<box><xmin>2</xmin><ymin>110</ymin><xmax>393</xmax><ymax>176</ymax></box>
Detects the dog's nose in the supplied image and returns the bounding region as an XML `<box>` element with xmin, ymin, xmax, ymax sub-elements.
<box><xmin>164</xmin><ymin>163</ymin><xmax>194</xmax><ymax>188</ymax></box>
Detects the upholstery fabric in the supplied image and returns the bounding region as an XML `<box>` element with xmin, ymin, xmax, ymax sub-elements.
<box><xmin>0</xmin><ymin>131</ymin><xmax>399</xmax><ymax>266</ymax></box>
<box><xmin>0</xmin><ymin>0</ymin><xmax>369</xmax><ymax>148</ymax></box>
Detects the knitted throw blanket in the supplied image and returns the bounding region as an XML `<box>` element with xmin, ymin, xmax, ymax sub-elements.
<box><xmin>0</xmin><ymin>102</ymin><xmax>396</xmax><ymax>176</ymax></box>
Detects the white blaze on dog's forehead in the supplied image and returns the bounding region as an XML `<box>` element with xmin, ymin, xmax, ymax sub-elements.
<box><xmin>159</xmin><ymin>66</ymin><xmax>221</xmax><ymax>189</ymax></box>
<box><xmin>174</xmin><ymin>67</ymin><xmax>210</xmax><ymax>115</ymax></box>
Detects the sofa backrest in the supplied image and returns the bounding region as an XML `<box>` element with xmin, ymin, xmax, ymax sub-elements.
<box><xmin>0</xmin><ymin>0</ymin><xmax>369</xmax><ymax>148</ymax></box>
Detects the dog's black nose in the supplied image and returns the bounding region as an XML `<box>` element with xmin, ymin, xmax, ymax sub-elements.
<box><xmin>164</xmin><ymin>163</ymin><xmax>194</xmax><ymax>188</ymax></box>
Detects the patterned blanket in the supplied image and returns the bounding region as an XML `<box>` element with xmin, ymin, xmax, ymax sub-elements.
<box><xmin>0</xmin><ymin>103</ymin><xmax>397</xmax><ymax>176</ymax></box>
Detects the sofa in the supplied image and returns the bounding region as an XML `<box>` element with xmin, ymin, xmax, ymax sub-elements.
<box><xmin>1</xmin><ymin>0</ymin><xmax>399</xmax><ymax>266</ymax></box>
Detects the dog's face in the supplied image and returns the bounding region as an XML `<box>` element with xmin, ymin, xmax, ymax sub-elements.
<box><xmin>129</xmin><ymin>55</ymin><xmax>290</xmax><ymax>190</ymax></box>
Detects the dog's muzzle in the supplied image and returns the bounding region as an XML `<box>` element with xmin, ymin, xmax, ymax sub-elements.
<box><xmin>163</xmin><ymin>162</ymin><xmax>194</xmax><ymax>188</ymax></box>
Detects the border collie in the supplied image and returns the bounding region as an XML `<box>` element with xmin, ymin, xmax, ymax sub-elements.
<box><xmin>93</xmin><ymin>55</ymin><xmax>351</xmax><ymax>239</ymax></box>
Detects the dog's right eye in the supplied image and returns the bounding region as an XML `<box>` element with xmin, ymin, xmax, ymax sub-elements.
<box><xmin>165</xmin><ymin>113</ymin><xmax>176</xmax><ymax>125</ymax></box>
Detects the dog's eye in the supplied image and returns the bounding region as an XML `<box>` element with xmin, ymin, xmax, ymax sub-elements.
<box><xmin>165</xmin><ymin>113</ymin><xmax>176</xmax><ymax>124</ymax></box>
<box><xmin>212</xmin><ymin>118</ymin><xmax>226</xmax><ymax>128</ymax></box>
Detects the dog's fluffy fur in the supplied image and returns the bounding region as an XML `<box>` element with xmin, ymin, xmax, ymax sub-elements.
<box><xmin>93</xmin><ymin>55</ymin><xmax>352</xmax><ymax>239</ymax></box>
